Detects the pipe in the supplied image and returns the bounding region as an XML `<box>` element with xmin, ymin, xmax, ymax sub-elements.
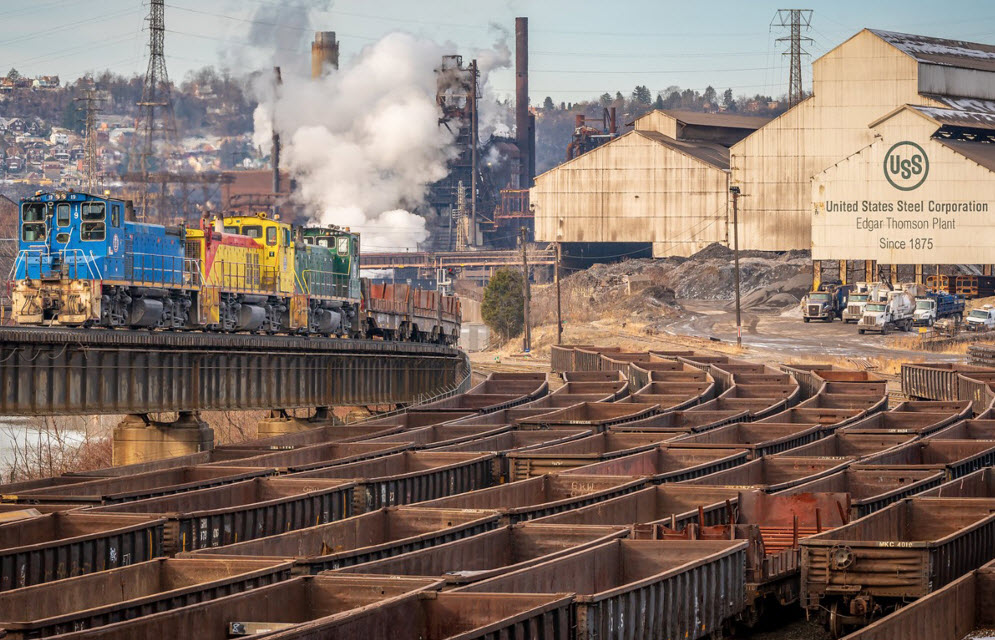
<box><xmin>515</xmin><ymin>16</ymin><xmax>530</xmax><ymax>189</ymax></box>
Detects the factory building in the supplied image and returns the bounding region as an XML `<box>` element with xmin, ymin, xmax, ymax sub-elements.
<box><xmin>813</xmin><ymin>104</ymin><xmax>995</xmax><ymax>267</ymax></box>
<box><xmin>532</xmin><ymin>110</ymin><xmax>769</xmax><ymax>257</ymax></box>
<box><xmin>732</xmin><ymin>28</ymin><xmax>995</xmax><ymax>253</ymax></box>
<box><xmin>532</xmin><ymin>28</ymin><xmax>995</xmax><ymax>276</ymax></box>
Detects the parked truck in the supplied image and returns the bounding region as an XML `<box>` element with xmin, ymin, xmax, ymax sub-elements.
<box><xmin>966</xmin><ymin>305</ymin><xmax>995</xmax><ymax>332</ymax></box>
<box><xmin>913</xmin><ymin>293</ymin><xmax>965</xmax><ymax>327</ymax></box>
<box><xmin>858</xmin><ymin>289</ymin><xmax>914</xmax><ymax>334</ymax></box>
<box><xmin>803</xmin><ymin>282</ymin><xmax>852</xmax><ymax>323</ymax></box>
<box><xmin>842</xmin><ymin>282</ymin><xmax>889</xmax><ymax>323</ymax></box>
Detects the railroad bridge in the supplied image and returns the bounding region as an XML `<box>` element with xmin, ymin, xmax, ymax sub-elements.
<box><xmin>0</xmin><ymin>327</ymin><xmax>469</xmax><ymax>464</ymax></box>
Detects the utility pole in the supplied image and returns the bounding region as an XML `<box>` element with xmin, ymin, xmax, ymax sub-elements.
<box><xmin>520</xmin><ymin>226</ymin><xmax>532</xmax><ymax>353</ymax></box>
<box><xmin>772</xmin><ymin>9</ymin><xmax>813</xmax><ymax>107</ymax></box>
<box><xmin>130</xmin><ymin>0</ymin><xmax>177</xmax><ymax>221</ymax></box>
<box><xmin>730</xmin><ymin>186</ymin><xmax>743</xmax><ymax>347</ymax></box>
<box><xmin>555</xmin><ymin>242</ymin><xmax>563</xmax><ymax>345</ymax></box>
<box><xmin>75</xmin><ymin>90</ymin><xmax>101</xmax><ymax>193</ymax></box>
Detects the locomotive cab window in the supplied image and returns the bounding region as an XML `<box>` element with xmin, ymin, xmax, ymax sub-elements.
<box><xmin>224</xmin><ymin>226</ymin><xmax>239</xmax><ymax>234</ymax></box>
<box><xmin>81</xmin><ymin>222</ymin><xmax>105</xmax><ymax>241</ymax></box>
<box><xmin>336</xmin><ymin>236</ymin><xmax>349</xmax><ymax>255</ymax></box>
<box><xmin>243</xmin><ymin>225</ymin><xmax>262</xmax><ymax>238</ymax></box>
<box><xmin>21</xmin><ymin>222</ymin><xmax>45</xmax><ymax>242</ymax></box>
<box><xmin>21</xmin><ymin>203</ymin><xmax>45</xmax><ymax>222</ymax></box>
<box><xmin>282</xmin><ymin>229</ymin><xmax>291</xmax><ymax>247</ymax></box>
<box><xmin>111</xmin><ymin>204</ymin><xmax>121</xmax><ymax>227</ymax></box>
<box><xmin>266</xmin><ymin>226</ymin><xmax>277</xmax><ymax>246</ymax></box>
<box><xmin>80</xmin><ymin>202</ymin><xmax>105</xmax><ymax>241</ymax></box>
<box><xmin>317</xmin><ymin>237</ymin><xmax>330</xmax><ymax>247</ymax></box>
<box><xmin>81</xmin><ymin>202</ymin><xmax>104</xmax><ymax>221</ymax></box>
<box><xmin>56</xmin><ymin>203</ymin><xmax>70</xmax><ymax>227</ymax></box>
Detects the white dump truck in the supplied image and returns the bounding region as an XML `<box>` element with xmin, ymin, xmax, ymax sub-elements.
<box><xmin>858</xmin><ymin>290</ymin><xmax>915</xmax><ymax>335</ymax></box>
<box><xmin>843</xmin><ymin>282</ymin><xmax>890</xmax><ymax>323</ymax></box>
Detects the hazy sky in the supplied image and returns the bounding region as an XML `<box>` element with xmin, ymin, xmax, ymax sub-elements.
<box><xmin>3</xmin><ymin>0</ymin><xmax>995</xmax><ymax>103</ymax></box>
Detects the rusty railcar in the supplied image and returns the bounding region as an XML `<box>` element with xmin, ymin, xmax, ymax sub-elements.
<box><xmin>516</xmin><ymin>402</ymin><xmax>658</xmax><ymax>432</ymax></box>
<box><xmin>758</xmin><ymin>407</ymin><xmax>868</xmax><ymax>432</ymax></box>
<box><xmin>609</xmin><ymin>409</ymin><xmax>749</xmax><ymax>434</ymax></box>
<box><xmin>560</xmin><ymin>445</ymin><xmax>749</xmax><ymax>483</ymax></box>
<box><xmin>838</xmin><ymin>560</ymin><xmax>995</xmax><ymax>640</ymax></box>
<box><xmin>0</xmin><ymin>557</ymin><xmax>292</xmax><ymax>639</ymax></box>
<box><xmin>435</xmin><ymin>428</ymin><xmax>593</xmax><ymax>482</ymax></box>
<box><xmin>0</xmin><ymin>513</ymin><xmax>165</xmax><ymax>591</ymax></box>
<box><xmin>680</xmin><ymin>456</ymin><xmax>852</xmax><ymax>493</ymax></box>
<box><xmin>772</xmin><ymin>432</ymin><xmax>916</xmax><ymax>462</ymax></box>
<box><xmin>531</xmin><ymin>484</ymin><xmax>742</xmax><ymax>530</ymax></box>
<box><xmin>838</xmin><ymin>411</ymin><xmax>962</xmax><ymax>436</ymax></box>
<box><xmin>199</xmin><ymin>441</ymin><xmax>411</xmax><ymax>472</ymax></box>
<box><xmin>286</xmin><ymin>451</ymin><xmax>495</xmax><ymax>512</ymax></box>
<box><xmin>2</xmin><ymin>466</ymin><xmax>274</xmax><ymax>505</ymax></box>
<box><xmin>260</xmin><ymin>591</ymin><xmax>575</xmax><ymax>640</ymax></box>
<box><xmin>331</xmin><ymin>523</ymin><xmax>628</xmax><ymax>586</ymax></box>
<box><xmin>179</xmin><ymin>507</ymin><xmax>500</xmax><ymax>573</ymax></box>
<box><xmin>669</xmin><ymin>422</ymin><xmax>822</xmax><ymax>459</ymax></box>
<box><xmin>796</xmin><ymin>393</ymin><xmax>888</xmax><ymax>414</ymax></box>
<box><xmin>504</xmin><ymin>432</ymin><xmax>680</xmax><ymax>480</ymax></box>
<box><xmin>413</xmin><ymin>474</ymin><xmax>645</xmax><ymax>524</ymax></box>
<box><xmin>780</xmin><ymin>468</ymin><xmax>945</xmax><ymax>519</ymax></box>
<box><xmin>23</xmin><ymin>575</ymin><xmax>443</xmax><ymax>640</ymax></box>
<box><xmin>800</xmin><ymin>498</ymin><xmax>995</xmax><ymax>635</ymax></box>
<box><xmin>85</xmin><ymin>478</ymin><xmax>355</xmax><ymax>553</ymax></box>
<box><xmin>852</xmin><ymin>439</ymin><xmax>995</xmax><ymax>480</ymax></box>
<box><xmin>456</xmin><ymin>538</ymin><xmax>748</xmax><ymax>640</ymax></box>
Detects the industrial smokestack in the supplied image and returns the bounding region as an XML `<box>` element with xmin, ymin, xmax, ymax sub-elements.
<box><xmin>311</xmin><ymin>31</ymin><xmax>339</xmax><ymax>78</ymax></box>
<box><xmin>515</xmin><ymin>17</ymin><xmax>531</xmax><ymax>189</ymax></box>
<box><xmin>272</xmin><ymin>66</ymin><xmax>282</xmax><ymax>212</ymax></box>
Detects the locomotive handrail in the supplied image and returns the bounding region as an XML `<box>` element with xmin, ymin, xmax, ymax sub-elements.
<box><xmin>301</xmin><ymin>268</ymin><xmax>351</xmax><ymax>299</ymax></box>
<box><xmin>126</xmin><ymin>252</ymin><xmax>190</xmax><ymax>287</ymax></box>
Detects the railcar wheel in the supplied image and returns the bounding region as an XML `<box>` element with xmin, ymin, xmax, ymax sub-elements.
<box><xmin>828</xmin><ymin>601</ymin><xmax>846</xmax><ymax>639</ymax></box>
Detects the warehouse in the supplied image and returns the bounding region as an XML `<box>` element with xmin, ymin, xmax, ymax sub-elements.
<box><xmin>732</xmin><ymin>28</ymin><xmax>995</xmax><ymax>253</ymax></box>
<box><xmin>531</xmin><ymin>110</ymin><xmax>769</xmax><ymax>257</ymax></box>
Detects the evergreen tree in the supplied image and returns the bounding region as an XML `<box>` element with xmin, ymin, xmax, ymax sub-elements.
<box><xmin>481</xmin><ymin>268</ymin><xmax>525</xmax><ymax>341</ymax></box>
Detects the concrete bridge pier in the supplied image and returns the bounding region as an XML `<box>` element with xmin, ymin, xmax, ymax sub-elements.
<box><xmin>112</xmin><ymin>412</ymin><xmax>214</xmax><ymax>466</ymax></box>
<box><xmin>256</xmin><ymin>407</ymin><xmax>340</xmax><ymax>438</ymax></box>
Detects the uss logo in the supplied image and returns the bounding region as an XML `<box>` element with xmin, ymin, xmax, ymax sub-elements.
<box><xmin>884</xmin><ymin>141</ymin><xmax>928</xmax><ymax>191</ymax></box>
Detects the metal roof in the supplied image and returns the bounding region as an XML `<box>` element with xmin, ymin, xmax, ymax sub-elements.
<box><xmin>658</xmin><ymin>109</ymin><xmax>772</xmax><ymax>131</ymax></box>
<box><xmin>870</xmin><ymin>29</ymin><xmax>995</xmax><ymax>73</ymax></box>
<box><xmin>912</xmin><ymin>105</ymin><xmax>995</xmax><ymax>131</ymax></box>
<box><xmin>937</xmin><ymin>137</ymin><xmax>995</xmax><ymax>173</ymax></box>
<box><xmin>634</xmin><ymin>130</ymin><xmax>730</xmax><ymax>170</ymax></box>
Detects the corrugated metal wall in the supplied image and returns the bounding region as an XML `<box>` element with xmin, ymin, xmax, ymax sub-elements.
<box><xmin>532</xmin><ymin>132</ymin><xmax>729</xmax><ymax>257</ymax></box>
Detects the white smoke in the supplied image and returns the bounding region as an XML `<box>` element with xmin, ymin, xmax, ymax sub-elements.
<box><xmin>254</xmin><ymin>33</ymin><xmax>455</xmax><ymax>251</ymax></box>
<box><xmin>246</xmin><ymin>2</ymin><xmax>514</xmax><ymax>251</ymax></box>
<box><xmin>473</xmin><ymin>24</ymin><xmax>514</xmax><ymax>140</ymax></box>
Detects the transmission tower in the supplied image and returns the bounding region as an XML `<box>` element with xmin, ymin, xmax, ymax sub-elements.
<box><xmin>130</xmin><ymin>0</ymin><xmax>177</xmax><ymax>221</ymax></box>
<box><xmin>75</xmin><ymin>90</ymin><xmax>101</xmax><ymax>193</ymax></box>
<box><xmin>772</xmin><ymin>9</ymin><xmax>813</xmax><ymax>107</ymax></box>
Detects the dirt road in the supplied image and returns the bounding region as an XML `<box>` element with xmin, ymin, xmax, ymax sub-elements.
<box><xmin>666</xmin><ymin>300</ymin><xmax>963</xmax><ymax>364</ymax></box>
